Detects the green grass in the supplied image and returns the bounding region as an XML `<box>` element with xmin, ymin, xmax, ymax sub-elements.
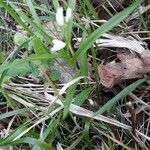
<box><xmin>0</xmin><ymin>0</ymin><xmax>149</xmax><ymax>149</ymax></box>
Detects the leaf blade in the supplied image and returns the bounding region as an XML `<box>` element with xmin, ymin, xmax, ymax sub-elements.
<box><xmin>95</xmin><ymin>78</ymin><xmax>146</xmax><ymax>116</ymax></box>
<box><xmin>74</xmin><ymin>0</ymin><xmax>140</xmax><ymax>59</ymax></box>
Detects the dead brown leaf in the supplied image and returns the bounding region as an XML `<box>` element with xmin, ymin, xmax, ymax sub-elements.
<box><xmin>98</xmin><ymin>64</ymin><xmax>116</xmax><ymax>88</ymax></box>
<box><xmin>98</xmin><ymin>52</ymin><xmax>150</xmax><ymax>88</ymax></box>
<box><xmin>141</xmin><ymin>50</ymin><xmax>150</xmax><ymax>66</ymax></box>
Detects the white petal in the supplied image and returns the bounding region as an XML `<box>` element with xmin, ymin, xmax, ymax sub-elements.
<box><xmin>88</xmin><ymin>99</ymin><xmax>94</xmax><ymax>106</ymax></box>
<box><xmin>56</xmin><ymin>7</ymin><xmax>65</xmax><ymax>26</ymax></box>
<box><xmin>51</xmin><ymin>39</ymin><xmax>66</xmax><ymax>52</ymax></box>
<box><xmin>65</xmin><ymin>7</ymin><xmax>72</xmax><ymax>22</ymax></box>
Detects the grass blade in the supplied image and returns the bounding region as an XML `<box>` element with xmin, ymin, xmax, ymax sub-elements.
<box><xmin>26</xmin><ymin>0</ymin><xmax>41</xmax><ymax>27</ymax></box>
<box><xmin>13</xmin><ymin>137</ymin><xmax>52</xmax><ymax>150</ymax></box>
<box><xmin>63</xmin><ymin>83</ymin><xmax>77</xmax><ymax>119</ymax></box>
<box><xmin>0</xmin><ymin>125</ymin><xmax>28</xmax><ymax>146</ymax></box>
<box><xmin>0</xmin><ymin>40</ymin><xmax>31</xmax><ymax>85</ymax></box>
<box><xmin>0</xmin><ymin>108</ymin><xmax>29</xmax><ymax>120</ymax></box>
<box><xmin>74</xmin><ymin>0</ymin><xmax>140</xmax><ymax>59</ymax></box>
<box><xmin>0</xmin><ymin>1</ymin><xmax>33</xmax><ymax>35</ymax></box>
<box><xmin>9</xmin><ymin>2</ymin><xmax>52</xmax><ymax>44</ymax></box>
<box><xmin>0</xmin><ymin>53</ymin><xmax>62</xmax><ymax>73</ymax></box>
<box><xmin>95</xmin><ymin>78</ymin><xmax>146</xmax><ymax>116</ymax></box>
<box><xmin>74</xmin><ymin>87</ymin><xmax>93</xmax><ymax>106</ymax></box>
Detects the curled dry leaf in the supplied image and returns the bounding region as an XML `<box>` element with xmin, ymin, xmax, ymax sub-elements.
<box><xmin>98</xmin><ymin>51</ymin><xmax>150</xmax><ymax>88</ymax></box>
<box><xmin>140</xmin><ymin>50</ymin><xmax>150</xmax><ymax>66</ymax></box>
<box><xmin>98</xmin><ymin>64</ymin><xmax>116</xmax><ymax>88</ymax></box>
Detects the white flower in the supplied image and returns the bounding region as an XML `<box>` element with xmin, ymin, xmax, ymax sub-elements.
<box><xmin>88</xmin><ymin>99</ymin><xmax>94</xmax><ymax>106</ymax></box>
<box><xmin>51</xmin><ymin>39</ymin><xmax>66</xmax><ymax>52</ymax></box>
<box><xmin>56</xmin><ymin>7</ymin><xmax>72</xmax><ymax>26</ymax></box>
<box><xmin>65</xmin><ymin>7</ymin><xmax>72</xmax><ymax>22</ymax></box>
<box><xmin>56</xmin><ymin>7</ymin><xmax>64</xmax><ymax>26</ymax></box>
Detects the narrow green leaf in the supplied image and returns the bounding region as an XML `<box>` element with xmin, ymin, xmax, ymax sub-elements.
<box><xmin>0</xmin><ymin>52</ymin><xmax>5</xmax><ymax>63</ymax></box>
<box><xmin>64</xmin><ymin>1</ymin><xmax>76</xmax><ymax>55</ymax></box>
<box><xmin>6</xmin><ymin>62</ymin><xmax>31</xmax><ymax>76</ymax></box>
<box><xmin>27</xmin><ymin>0</ymin><xmax>41</xmax><ymax>27</ymax></box>
<box><xmin>0</xmin><ymin>40</ymin><xmax>31</xmax><ymax>85</ymax></box>
<box><xmin>42</xmin><ymin>115</ymin><xmax>61</xmax><ymax>142</ymax></box>
<box><xmin>95</xmin><ymin>78</ymin><xmax>146</xmax><ymax>116</ymax></box>
<box><xmin>9</xmin><ymin>2</ymin><xmax>52</xmax><ymax>44</ymax></box>
<box><xmin>0</xmin><ymin>108</ymin><xmax>29</xmax><ymax>120</ymax></box>
<box><xmin>83</xmin><ymin>118</ymin><xmax>92</xmax><ymax>149</ymax></box>
<box><xmin>0</xmin><ymin>53</ymin><xmax>62</xmax><ymax>73</ymax></box>
<box><xmin>80</xmin><ymin>54</ymin><xmax>88</xmax><ymax>76</ymax></box>
<box><xmin>74</xmin><ymin>0</ymin><xmax>140</xmax><ymax>59</ymax></box>
<box><xmin>0</xmin><ymin>1</ymin><xmax>33</xmax><ymax>35</ymax></box>
<box><xmin>74</xmin><ymin>87</ymin><xmax>93</xmax><ymax>106</ymax></box>
<box><xmin>52</xmin><ymin>0</ymin><xmax>60</xmax><ymax>10</ymax></box>
<box><xmin>63</xmin><ymin>83</ymin><xmax>77</xmax><ymax>119</ymax></box>
<box><xmin>13</xmin><ymin>137</ymin><xmax>52</xmax><ymax>150</ymax></box>
<box><xmin>84</xmin><ymin>0</ymin><xmax>98</xmax><ymax>18</ymax></box>
<box><xmin>0</xmin><ymin>125</ymin><xmax>28</xmax><ymax>146</ymax></box>
<box><xmin>32</xmin><ymin>37</ymin><xmax>48</xmax><ymax>55</ymax></box>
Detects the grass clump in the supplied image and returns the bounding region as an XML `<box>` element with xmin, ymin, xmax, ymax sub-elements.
<box><xmin>0</xmin><ymin>0</ymin><xmax>150</xmax><ymax>149</ymax></box>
